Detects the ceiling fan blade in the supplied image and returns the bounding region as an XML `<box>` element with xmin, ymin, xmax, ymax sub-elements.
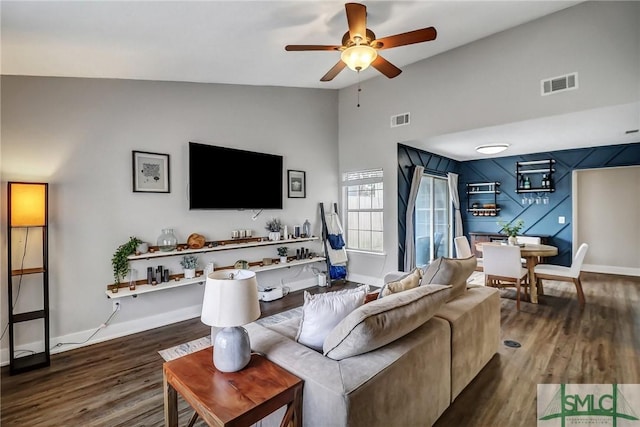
<box><xmin>320</xmin><ymin>60</ymin><xmax>347</xmax><ymax>82</ymax></box>
<box><xmin>373</xmin><ymin>27</ymin><xmax>437</xmax><ymax>50</ymax></box>
<box><xmin>285</xmin><ymin>45</ymin><xmax>341</xmax><ymax>51</ymax></box>
<box><xmin>371</xmin><ymin>55</ymin><xmax>402</xmax><ymax>79</ymax></box>
<box><xmin>345</xmin><ymin>2</ymin><xmax>367</xmax><ymax>42</ymax></box>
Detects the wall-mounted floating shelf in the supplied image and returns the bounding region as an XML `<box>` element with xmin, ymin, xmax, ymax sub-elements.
<box><xmin>516</xmin><ymin>160</ymin><xmax>555</xmax><ymax>193</ymax></box>
<box><xmin>106</xmin><ymin>235</ymin><xmax>324</xmax><ymax>298</ymax></box>
<box><xmin>466</xmin><ymin>182</ymin><xmax>500</xmax><ymax>216</ymax></box>
<box><xmin>127</xmin><ymin>236</ymin><xmax>319</xmax><ymax>260</ymax></box>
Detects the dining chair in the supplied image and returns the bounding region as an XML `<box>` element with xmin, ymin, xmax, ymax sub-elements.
<box><xmin>483</xmin><ymin>244</ymin><xmax>528</xmax><ymax>310</ymax></box>
<box><xmin>534</xmin><ymin>243</ymin><xmax>589</xmax><ymax>308</ymax></box>
<box><xmin>516</xmin><ymin>235</ymin><xmax>542</xmax><ymax>272</ymax></box>
<box><xmin>454</xmin><ymin>236</ymin><xmax>483</xmax><ymax>271</ymax></box>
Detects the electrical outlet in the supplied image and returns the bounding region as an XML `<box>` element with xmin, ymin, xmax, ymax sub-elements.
<box><xmin>112</xmin><ymin>300</ymin><xmax>121</xmax><ymax>312</ymax></box>
<box><xmin>558</xmin><ymin>216</ymin><xmax>566</xmax><ymax>224</ymax></box>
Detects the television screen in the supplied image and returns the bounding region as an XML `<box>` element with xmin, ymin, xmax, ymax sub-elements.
<box><xmin>188</xmin><ymin>142</ymin><xmax>283</xmax><ymax>210</ymax></box>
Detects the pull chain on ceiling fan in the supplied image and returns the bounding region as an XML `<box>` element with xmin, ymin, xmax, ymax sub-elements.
<box><xmin>285</xmin><ymin>2</ymin><xmax>437</xmax><ymax>82</ymax></box>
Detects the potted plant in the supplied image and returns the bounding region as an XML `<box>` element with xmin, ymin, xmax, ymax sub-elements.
<box><xmin>277</xmin><ymin>246</ymin><xmax>288</xmax><ymax>264</ymax></box>
<box><xmin>111</xmin><ymin>236</ymin><xmax>143</xmax><ymax>292</ymax></box>
<box><xmin>265</xmin><ymin>217</ymin><xmax>282</xmax><ymax>241</ymax></box>
<box><xmin>180</xmin><ymin>255</ymin><xmax>198</xmax><ymax>279</ymax></box>
<box><xmin>498</xmin><ymin>219</ymin><xmax>524</xmax><ymax>245</ymax></box>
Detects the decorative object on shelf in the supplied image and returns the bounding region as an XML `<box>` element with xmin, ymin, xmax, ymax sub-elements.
<box><xmin>135</xmin><ymin>241</ymin><xmax>148</xmax><ymax>255</ymax></box>
<box><xmin>187</xmin><ymin>233</ymin><xmax>206</xmax><ymax>249</ymax></box>
<box><xmin>200</xmin><ymin>270</ymin><xmax>261</xmax><ymax>372</ymax></box>
<box><xmin>204</xmin><ymin>261</ymin><xmax>215</xmax><ymax>279</ymax></box>
<box><xmin>111</xmin><ymin>236</ymin><xmax>143</xmax><ymax>287</ymax></box>
<box><xmin>265</xmin><ymin>218</ymin><xmax>282</xmax><ymax>241</ymax></box>
<box><xmin>180</xmin><ymin>255</ymin><xmax>198</xmax><ymax>279</ymax></box>
<box><xmin>287</xmin><ymin>170</ymin><xmax>306</xmax><ymax>198</ymax></box>
<box><xmin>157</xmin><ymin>228</ymin><xmax>178</xmax><ymax>251</ymax></box>
<box><xmin>277</xmin><ymin>247</ymin><xmax>289</xmax><ymax>264</ymax></box>
<box><xmin>128</xmin><ymin>268</ymin><xmax>137</xmax><ymax>291</ymax></box>
<box><xmin>498</xmin><ymin>219</ymin><xmax>525</xmax><ymax>245</ymax></box>
<box><xmin>234</xmin><ymin>260</ymin><xmax>249</xmax><ymax>269</ymax></box>
<box><xmin>132</xmin><ymin>150</ymin><xmax>170</xmax><ymax>193</ymax></box>
<box><xmin>302</xmin><ymin>219</ymin><xmax>311</xmax><ymax>238</ymax></box>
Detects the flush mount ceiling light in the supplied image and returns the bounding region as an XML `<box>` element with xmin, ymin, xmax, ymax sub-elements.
<box><xmin>476</xmin><ymin>144</ymin><xmax>510</xmax><ymax>155</ymax></box>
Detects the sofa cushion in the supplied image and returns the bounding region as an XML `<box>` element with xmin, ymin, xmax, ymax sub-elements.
<box><xmin>422</xmin><ymin>255</ymin><xmax>477</xmax><ymax>302</ymax></box>
<box><xmin>323</xmin><ymin>284</ymin><xmax>451</xmax><ymax>360</ymax></box>
<box><xmin>296</xmin><ymin>284</ymin><xmax>369</xmax><ymax>351</ymax></box>
<box><xmin>378</xmin><ymin>267</ymin><xmax>422</xmax><ymax>298</ymax></box>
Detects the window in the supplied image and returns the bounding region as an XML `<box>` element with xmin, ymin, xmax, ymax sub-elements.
<box><xmin>342</xmin><ymin>169</ymin><xmax>384</xmax><ymax>252</ymax></box>
<box><xmin>414</xmin><ymin>175</ymin><xmax>450</xmax><ymax>267</ymax></box>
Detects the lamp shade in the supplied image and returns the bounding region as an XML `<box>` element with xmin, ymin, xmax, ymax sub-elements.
<box><xmin>201</xmin><ymin>269</ymin><xmax>261</xmax><ymax>327</ymax></box>
<box><xmin>10</xmin><ymin>182</ymin><xmax>47</xmax><ymax>227</ymax></box>
<box><xmin>341</xmin><ymin>45</ymin><xmax>377</xmax><ymax>71</ymax></box>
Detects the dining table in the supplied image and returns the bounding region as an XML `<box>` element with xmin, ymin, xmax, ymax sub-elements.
<box><xmin>475</xmin><ymin>241</ymin><xmax>558</xmax><ymax>304</ymax></box>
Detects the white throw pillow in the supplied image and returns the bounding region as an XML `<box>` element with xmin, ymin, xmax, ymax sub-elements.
<box><xmin>295</xmin><ymin>284</ymin><xmax>369</xmax><ymax>351</ymax></box>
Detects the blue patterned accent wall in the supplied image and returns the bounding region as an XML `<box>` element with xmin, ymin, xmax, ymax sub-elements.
<box><xmin>398</xmin><ymin>142</ymin><xmax>640</xmax><ymax>269</ymax></box>
<box><xmin>459</xmin><ymin>142</ymin><xmax>640</xmax><ymax>266</ymax></box>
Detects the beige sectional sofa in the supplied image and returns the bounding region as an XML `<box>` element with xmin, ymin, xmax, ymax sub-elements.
<box><xmin>245</xmin><ymin>256</ymin><xmax>500</xmax><ymax>427</ymax></box>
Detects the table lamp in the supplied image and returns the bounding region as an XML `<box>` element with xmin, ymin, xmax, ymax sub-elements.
<box><xmin>201</xmin><ymin>269</ymin><xmax>261</xmax><ymax>372</ymax></box>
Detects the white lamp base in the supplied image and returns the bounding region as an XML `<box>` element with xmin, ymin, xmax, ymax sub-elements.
<box><xmin>212</xmin><ymin>326</ymin><xmax>251</xmax><ymax>372</ymax></box>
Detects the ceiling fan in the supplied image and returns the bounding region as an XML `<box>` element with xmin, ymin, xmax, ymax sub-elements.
<box><xmin>285</xmin><ymin>2</ymin><xmax>437</xmax><ymax>82</ymax></box>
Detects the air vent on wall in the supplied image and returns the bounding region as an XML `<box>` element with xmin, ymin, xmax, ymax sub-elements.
<box><xmin>391</xmin><ymin>112</ymin><xmax>410</xmax><ymax>128</ymax></box>
<box><xmin>541</xmin><ymin>72</ymin><xmax>578</xmax><ymax>96</ymax></box>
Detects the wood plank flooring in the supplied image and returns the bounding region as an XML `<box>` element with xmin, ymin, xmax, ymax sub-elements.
<box><xmin>2</xmin><ymin>273</ymin><xmax>639</xmax><ymax>427</ymax></box>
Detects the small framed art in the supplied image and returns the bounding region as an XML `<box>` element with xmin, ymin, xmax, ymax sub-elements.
<box><xmin>132</xmin><ymin>151</ymin><xmax>170</xmax><ymax>193</ymax></box>
<box><xmin>287</xmin><ymin>170</ymin><xmax>306</xmax><ymax>198</ymax></box>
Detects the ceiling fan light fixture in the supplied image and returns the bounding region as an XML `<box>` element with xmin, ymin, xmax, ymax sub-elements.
<box><xmin>341</xmin><ymin>45</ymin><xmax>377</xmax><ymax>71</ymax></box>
<box><xmin>476</xmin><ymin>144</ymin><xmax>510</xmax><ymax>155</ymax></box>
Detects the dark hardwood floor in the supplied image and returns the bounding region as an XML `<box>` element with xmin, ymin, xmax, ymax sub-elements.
<box><xmin>2</xmin><ymin>274</ymin><xmax>639</xmax><ymax>427</ymax></box>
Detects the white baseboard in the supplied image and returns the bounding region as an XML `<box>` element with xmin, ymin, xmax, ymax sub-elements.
<box><xmin>582</xmin><ymin>264</ymin><xmax>640</xmax><ymax>277</ymax></box>
<box><xmin>0</xmin><ymin>304</ymin><xmax>203</xmax><ymax>367</ymax></box>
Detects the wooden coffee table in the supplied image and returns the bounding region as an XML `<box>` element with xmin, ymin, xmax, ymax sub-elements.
<box><xmin>163</xmin><ymin>347</ymin><xmax>303</xmax><ymax>427</ymax></box>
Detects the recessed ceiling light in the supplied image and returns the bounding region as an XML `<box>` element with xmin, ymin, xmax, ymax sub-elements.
<box><xmin>476</xmin><ymin>144</ymin><xmax>510</xmax><ymax>155</ymax></box>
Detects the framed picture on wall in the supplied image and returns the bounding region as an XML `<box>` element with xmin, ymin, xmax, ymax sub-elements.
<box><xmin>132</xmin><ymin>151</ymin><xmax>170</xmax><ymax>193</ymax></box>
<box><xmin>287</xmin><ymin>170</ymin><xmax>306</xmax><ymax>198</ymax></box>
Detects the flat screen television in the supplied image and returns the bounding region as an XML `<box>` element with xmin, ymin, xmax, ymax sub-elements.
<box><xmin>188</xmin><ymin>142</ymin><xmax>283</xmax><ymax>210</ymax></box>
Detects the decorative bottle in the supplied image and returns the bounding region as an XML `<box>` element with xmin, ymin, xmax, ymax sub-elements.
<box><xmin>523</xmin><ymin>176</ymin><xmax>531</xmax><ymax>190</ymax></box>
<box><xmin>303</xmin><ymin>219</ymin><xmax>311</xmax><ymax>238</ymax></box>
<box><xmin>157</xmin><ymin>228</ymin><xmax>177</xmax><ymax>252</ymax></box>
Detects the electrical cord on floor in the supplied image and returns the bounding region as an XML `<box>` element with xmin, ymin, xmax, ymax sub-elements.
<box><xmin>51</xmin><ymin>308</ymin><xmax>119</xmax><ymax>350</ymax></box>
<box><xmin>0</xmin><ymin>228</ymin><xmax>30</xmax><ymax>342</ymax></box>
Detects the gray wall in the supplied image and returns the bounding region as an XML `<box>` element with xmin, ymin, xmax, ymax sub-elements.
<box><xmin>338</xmin><ymin>1</ymin><xmax>640</xmax><ymax>282</ymax></box>
<box><xmin>1</xmin><ymin>76</ymin><xmax>339</xmax><ymax>361</ymax></box>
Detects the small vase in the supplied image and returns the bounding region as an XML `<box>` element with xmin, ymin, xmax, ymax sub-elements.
<box><xmin>269</xmin><ymin>231</ymin><xmax>281</xmax><ymax>241</ymax></box>
<box><xmin>508</xmin><ymin>236</ymin><xmax>518</xmax><ymax>246</ymax></box>
<box><xmin>184</xmin><ymin>268</ymin><xmax>196</xmax><ymax>279</ymax></box>
<box><xmin>303</xmin><ymin>219</ymin><xmax>311</xmax><ymax>238</ymax></box>
<box><xmin>280</xmin><ymin>256</ymin><xmax>288</xmax><ymax>264</ymax></box>
<box><xmin>157</xmin><ymin>228</ymin><xmax>178</xmax><ymax>251</ymax></box>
